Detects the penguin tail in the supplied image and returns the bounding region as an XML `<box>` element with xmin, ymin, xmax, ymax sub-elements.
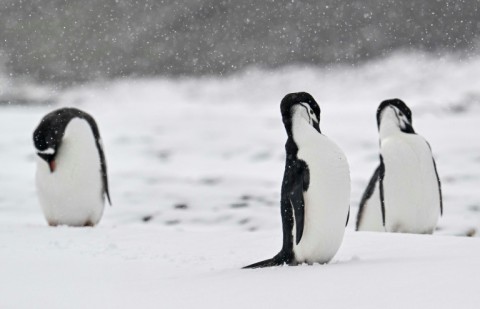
<box><xmin>242</xmin><ymin>254</ymin><xmax>287</xmax><ymax>269</ymax></box>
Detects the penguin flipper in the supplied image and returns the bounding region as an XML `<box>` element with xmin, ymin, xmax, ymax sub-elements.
<box><xmin>356</xmin><ymin>163</ymin><xmax>382</xmax><ymax>230</ymax></box>
<box><xmin>79</xmin><ymin>112</ymin><xmax>112</xmax><ymax>206</ymax></box>
<box><xmin>290</xmin><ymin>160</ymin><xmax>309</xmax><ymax>245</ymax></box>
<box><xmin>426</xmin><ymin>142</ymin><xmax>443</xmax><ymax>216</ymax></box>
<box><xmin>432</xmin><ymin>157</ymin><xmax>443</xmax><ymax>216</ymax></box>
<box><xmin>378</xmin><ymin>156</ymin><xmax>386</xmax><ymax>226</ymax></box>
<box><xmin>98</xmin><ymin>143</ymin><xmax>112</xmax><ymax>206</ymax></box>
<box><xmin>346</xmin><ymin>207</ymin><xmax>350</xmax><ymax>227</ymax></box>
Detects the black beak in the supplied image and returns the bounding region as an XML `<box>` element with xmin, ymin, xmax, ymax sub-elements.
<box><xmin>313</xmin><ymin>120</ymin><xmax>321</xmax><ymax>133</ymax></box>
<box><xmin>402</xmin><ymin>121</ymin><xmax>415</xmax><ymax>134</ymax></box>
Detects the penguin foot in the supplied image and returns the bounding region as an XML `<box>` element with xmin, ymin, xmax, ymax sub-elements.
<box><xmin>47</xmin><ymin>221</ymin><xmax>58</xmax><ymax>227</ymax></box>
<box><xmin>84</xmin><ymin>220</ymin><xmax>95</xmax><ymax>227</ymax></box>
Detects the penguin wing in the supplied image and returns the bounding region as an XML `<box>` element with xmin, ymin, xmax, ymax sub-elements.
<box><xmin>99</xmin><ymin>143</ymin><xmax>112</xmax><ymax>205</ymax></box>
<box><xmin>356</xmin><ymin>161</ymin><xmax>384</xmax><ymax>230</ymax></box>
<box><xmin>81</xmin><ymin>113</ymin><xmax>112</xmax><ymax>205</ymax></box>
<box><xmin>378</xmin><ymin>156</ymin><xmax>386</xmax><ymax>226</ymax></box>
<box><xmin>346</xmin><ymin>207</ymin><xmax>350</xmax><ymax>227</ymax></box>
<box><xmin>432</xmin><ymin>157</ymin><xmax>443</xmax><ymax>215</ymax></box>
<box><xmin>290</xmin><ymin>160</ymin><xmax>309</xmax><ymax>245</ymax></box>
<box><xmin>426</xmin><ymin>142</ymin><xmax>443</xmax><ymax>216</ymax></box>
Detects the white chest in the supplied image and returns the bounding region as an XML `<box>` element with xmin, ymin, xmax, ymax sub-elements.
<box><xmin>381</xmin><ymin>133</ymin><xmax>440</xmax><ymax>233</ymax></box>
<box><xmin>291</xmin><ymin>120</ymin><xmax>350</xmax><ymax>263</ymax></box>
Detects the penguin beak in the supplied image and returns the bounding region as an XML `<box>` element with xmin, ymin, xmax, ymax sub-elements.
<box><xmin>49</xmin><ymin>160</ymin><xmax>56</xmax><ymax>173</ymax></box>
<box><xmin>313</xmin><ymin>120</ymin><xmax>321</xmax><ymax>133</ymax></box>
<box><xmin>37</xmin><ymin>152</ymin><xmax>56</xmax><ymax>173</ymax></box>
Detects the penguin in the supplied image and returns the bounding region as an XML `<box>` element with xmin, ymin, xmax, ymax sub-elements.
<box><xmin>244</xmin><ymin>92</ymin><xmax>350</xmax><ymax>268</ymax></box>
<box><xmin>356</xmin><ymin>99</ymin><xmax>442</xmax><ymax>233</ymax></box>
<box><xmin>33</xmin><ymin>107</ymin><xmax>111</xmax><ymax>227</ymax></box>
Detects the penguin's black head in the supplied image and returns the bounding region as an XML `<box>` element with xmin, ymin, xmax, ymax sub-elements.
<box><xmin>33</xmin><ymin>108</ymin><xmax>86</xmax><ymax>173</ymax></box>
<box><xmin>376</xmin><ymin>99</ymin><xmax>414</xmax><ymax>134</ymax></box>
<box><xmin>281</xmin><ymin>92</ymin><xmax>321</xmax><ymax>134</ymax></box>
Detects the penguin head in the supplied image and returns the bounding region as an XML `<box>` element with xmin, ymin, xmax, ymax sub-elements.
<box><xmin>377</xmin><ymin>99</ymin><xmax>415</xmax><ymax>134</ymax></box>
<box><xmin>33</xmin><ymin>108</ymin><xmax>85</xmax><ymax>173</ymax></box>
<box><xmin>281</xmin><ymin>92</ymin><xmax>321</xmax><ymax>134</ymax></box>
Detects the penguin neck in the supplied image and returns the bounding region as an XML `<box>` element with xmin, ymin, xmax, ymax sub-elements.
<box><xmin>379</xmin><ymin>119</ymin><xmax>402</xmax><ymax>140</ymax></box>
<box><xmin>290</xmin><ymin>115</ymin><xmax>319</xmax><ymax>149</ymax></box>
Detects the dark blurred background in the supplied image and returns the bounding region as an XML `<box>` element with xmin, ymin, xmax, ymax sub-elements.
<box><xmin>1</xmin><ymin>0</ymin><xmax>479</xmax><ymax>86</ymax></box>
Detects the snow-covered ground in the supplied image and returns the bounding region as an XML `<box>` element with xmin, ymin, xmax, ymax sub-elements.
<box><xmin>1</xmin><ymin>52</ymin><xmax>480</xmax><ymax>308</ymax></box>
<box><xmin>3</xmin><ymin>227</ymin><xmax>480</xmax><ymax>308</ymax></box>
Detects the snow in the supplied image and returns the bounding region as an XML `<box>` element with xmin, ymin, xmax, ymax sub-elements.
<box><xmin>1</xmin><ymin>52</ymin><xmax>480</xmax><ymax>308</ymax></box>
<box><xmin>2</xmin><ymin>227</ymin><xmax>480</xmax><ymax>308</ymax></box>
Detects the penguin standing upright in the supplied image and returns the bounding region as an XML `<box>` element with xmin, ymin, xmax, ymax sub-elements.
<box><xmin>244</xmin><ymin>92</ymin><xmax>350</xmax><ymax>268</ymax></box>
<box><xmin>356</xmin><ymin>99</ymin><xmax>442</xmax><ymax>233</ymax></box>
<box><xmin>33</xmin><ymin>107</ymin><xmax>111</xmax><ymax>227</ymax></box>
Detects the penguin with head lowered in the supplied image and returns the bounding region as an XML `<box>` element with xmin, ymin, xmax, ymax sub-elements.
<box><xmin>33</xmin><ymin>107</ymin><xmax>111</xmax><ymax>227</ymax></box>
<box><xmin>356</xmin><ymin>99</ymin><xmax>442</xmax><ymax>233</ymax></box>
<box><xmin>244</xmin><ymin>92</ymin><xmax>350</xmax><ymax>268</ymax></box>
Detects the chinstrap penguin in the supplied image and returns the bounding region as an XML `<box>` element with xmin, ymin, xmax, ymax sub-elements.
<box><xmin>244</xmin><ymin>92</ymin><xmax>350</xmax><ymax>268</ymax></box>
<box><xmin>356</xmin><ymin>99</ymin><xmax>442</xmax><ymax>233</ymax></box>
<box><xmin>33</xmin><ymin>107</ymin><xmax>111</xmax><ymax>227</ymax></box>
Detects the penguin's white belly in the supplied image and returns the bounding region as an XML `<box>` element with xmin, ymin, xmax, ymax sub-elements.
<box><xmin>35</xmin><ymin>119</ymin><xmax>104</xmax><ymax>226</ymax></box>
<box><xmin>293</xmin><ymin>134</ymin><xmax>350</xmax><ymax>264</ymax></box>
<box><xmin>381</xmin><ymin>134</ymin><xmax>440</xmax><ymax>233</ymax></box>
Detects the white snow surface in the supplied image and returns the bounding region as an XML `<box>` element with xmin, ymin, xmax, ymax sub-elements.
<box><xmin>1</xmin><ymin>53</ymin><xmax>480</xmax><ymax>308</ymax></box>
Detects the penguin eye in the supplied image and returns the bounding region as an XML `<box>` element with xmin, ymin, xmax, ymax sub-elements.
<box><xmin>309</xmin><ymin>109</ymin><xmax>314</xmax><ymax>115</ymax></box>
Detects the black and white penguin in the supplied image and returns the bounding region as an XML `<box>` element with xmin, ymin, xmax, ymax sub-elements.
<box><xmin>33</xmin><ymin>107</ymin><xmax>111</xmax><ymax>227</ymax></box>
<box><xmin>244</xmin><ymin>92</ymin><xmax>350</xmax><ymax>268</ymax></box>
<box><xmin>356</xmin><ymin>99</ymin><xmax>442</xmax><ymax>233</ymax></box>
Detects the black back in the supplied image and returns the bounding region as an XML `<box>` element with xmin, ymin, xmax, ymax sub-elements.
<box><xmin>33</xmin><ymin>107</ymin><xmax>111</xmax><ymax>205</ymax></box>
